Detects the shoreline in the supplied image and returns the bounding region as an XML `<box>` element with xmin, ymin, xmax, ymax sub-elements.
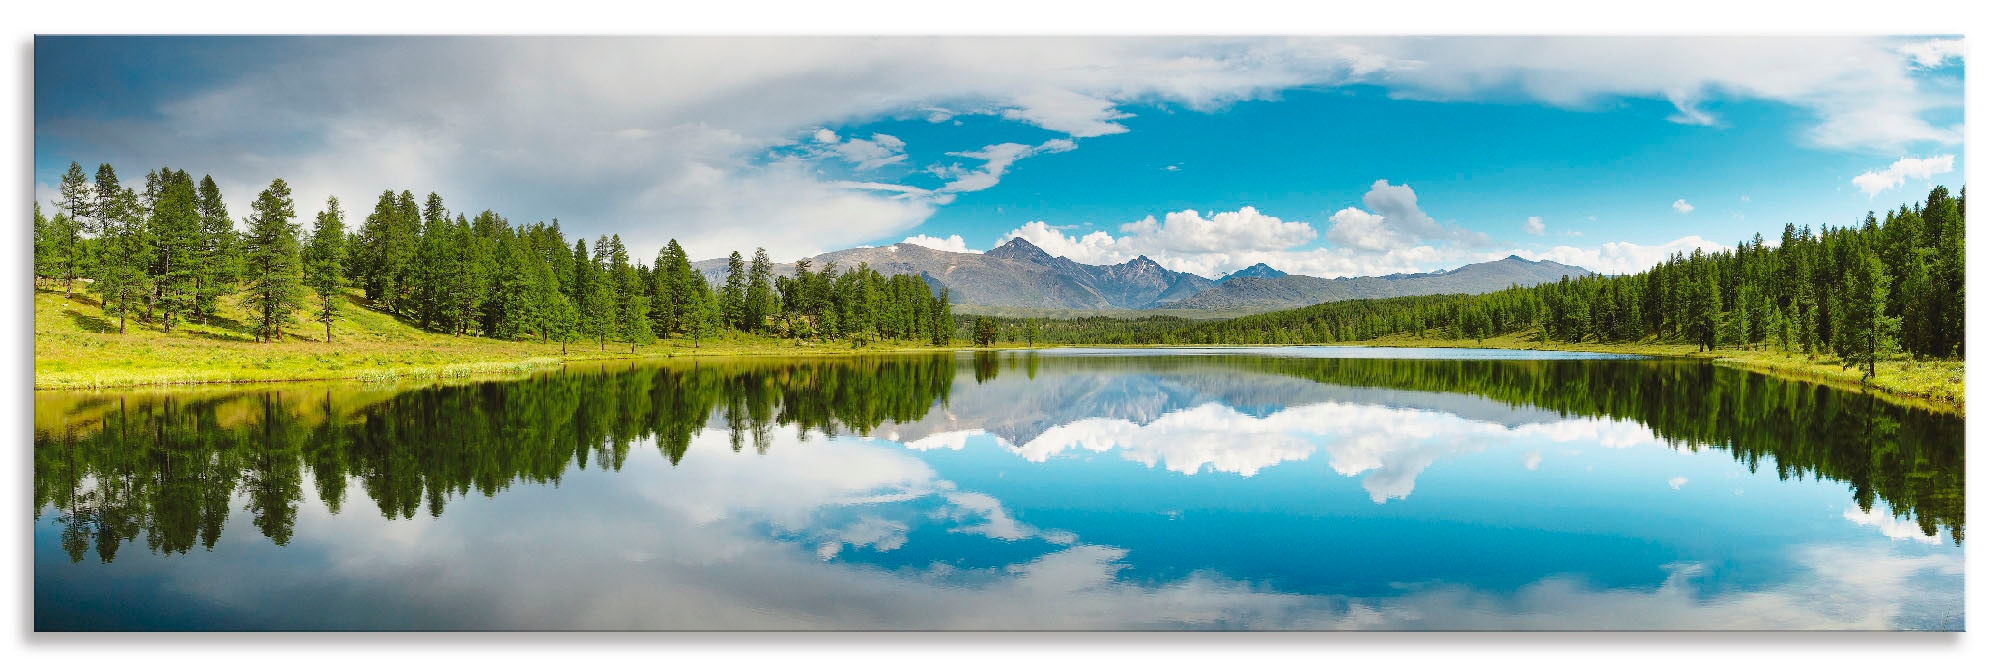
<box><xmin>36</xmin><ymin>334</ymin><xmax>1963</xmax><ymax>414</ymax></box>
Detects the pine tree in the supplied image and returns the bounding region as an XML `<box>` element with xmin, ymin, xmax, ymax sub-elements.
<box><xmin>721</xmin><ymin>250</ymin><xmax>746</xmax><ymax>330</ymax></box>
<box><xmin>33</xmin><ymin>202</ymin><xmax>53</xmax><ymax>283</ymax></box>
<box><xmin>1837</xmin><ymin>252</ymin><xmax>1900</xmax><ymax>378</ymax></box>
<box><xmin>193</xmin><ymin>176</ymin><xmax>238</xmax><ymax>324</ymax></box>
<box><xmin>973</xmin><ymin>316</ymin><xmax>999</xmax><ymax>346</ymax></box>
<box><xmin>54</xmin><ymin>162</ymin><xmax>92</xmax><ymax>298</ymax></box>
<box><xmin>687</xmin><ymin>280</ymin><xmax>720</xmax><ymax>349</ymax></box>
<box><xmin>651</xmin><ymin>239</ymin><xmax>696</xmax><ymax>336</ymax></box>
<box><xmin>580</xmin><ymin>239</ymin><xmax>614</xmax><ymax>350</ymax></box>
<box><xmin>493</xmin><ymin>233</ymin><xmax>542</xmax><ymax>340</ymax></box>
<box><xmin>240</xmin><ymin>179</ymin><xmax>304</xmax><ymax>342</ymax></box>
<box><xmin>745</xmin><ymin>247</ymin><xmax>774</xmax><ymax>333</ymax></box>
<box><xmin>89</xmin><ymin>184</ymin><xmax>147</xmax><ymax>334</ymax></box>
<box><xmin>622</xmin><ymin>295</ymin><xmax>653</xmax><ymax>352</ymax></box>
<box><xmin>412</xmin><ymin>194</ymin><xmax>455</xmax><ymax>331</ymax></box>
<box><xmin>302</xmin><ymin>196</ymin><xmax>348</xmax><ymax>343</ymax></box>
<box><xmin>528</xmin><ymin>254</ymin><xmax>563</xmax><ymax>343</ymax></box>
<box><xmin>150</xmin><ymin>170</ymin><xmax>201</xmax><ymax>332</ymax></box>
<box><xmin>549</xmin><ymin>296</ymin><xmax>581</xmax><ymax>354</ymax></box>
<box><xmin>390</xmin><ymin>190</ymin><xmax>423</xmax><ymax>315</ymax></box>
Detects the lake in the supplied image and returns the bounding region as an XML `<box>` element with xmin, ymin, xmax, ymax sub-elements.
<box><xmin>33</xmin><ymin>347</ymin><xmax>1965</xmax><ymax>630</ymax></box>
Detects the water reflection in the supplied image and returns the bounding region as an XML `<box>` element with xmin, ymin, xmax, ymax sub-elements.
<box><xmin>33</xmin><ymin>349</ymin><xmax>1965</xmax><ymax>629</ymax></box>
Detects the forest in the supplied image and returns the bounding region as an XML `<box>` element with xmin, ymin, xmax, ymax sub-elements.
<box><xmin>33</xmin><ymin>162</ymin><xmax>956</xmax><ymax>352</ymax></box>
<box><xmin>974</xmin><ymin>187</ymin><xmax>1966</xmax><ymax>379</ymax></box>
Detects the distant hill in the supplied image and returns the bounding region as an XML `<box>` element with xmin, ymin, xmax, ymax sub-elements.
<box><xmin>1154</xmin><ymin>255</ymin><xmax>1593</xmax><ymax>311</ymax></box>
<box><xmin>694</xmin><ymin>240</ymin><xmax>1589</xmax><ymax>314</ymax></box>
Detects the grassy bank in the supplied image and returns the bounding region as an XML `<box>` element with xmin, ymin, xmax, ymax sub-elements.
<box><xmin>1322</xmin><ymin>330</ymin><xmax>1964</xmax><ymax>413</ymax></box>
<box><xmin>35</xmin><ymin>288</ymin><xmax>1964</xmax><ymax>414</ymax></box>
<box><xmin>33</xmin><ymin>288</ymin><xmax>971</xmax><ymax>391</ymax></box>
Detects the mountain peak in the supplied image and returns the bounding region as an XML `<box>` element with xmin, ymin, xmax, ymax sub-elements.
<box><xmin>1124</xmin><ymin>255</ymin><xmax>1163</xmax><ymax>269</ymax></box>
<box><xmin>1222</xmin><ymin>263</ymin><xmax>1287</xmax><ymax>281</ymax></box>
<box><xmin>987</xmin><ymin>236</ymin><xmax>1054</xmax><ymax>262</ymax></box>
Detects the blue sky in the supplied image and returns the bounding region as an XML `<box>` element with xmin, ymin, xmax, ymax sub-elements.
<box><xmin>35</xmin><ymin>36</ymin><xmax>1965</xmax><ymax>277</ymax></box>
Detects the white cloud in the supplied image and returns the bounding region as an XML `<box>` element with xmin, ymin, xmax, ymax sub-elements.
<box><xmin>1522</xmin><ymin>451</ymin><xmax>1542</xmax><ymax>471</ymax></box>
<box><xmin>933</xmin><ymin>139</ymin><xmax>1076</xmax><ymax>195</ymax></box>
<box><xmin>993</xmin><ymin>180</ymin><xmax>1500</xmax><ymax>279</ymax></box>
<box><xmin>996</xmin><ymin>206</ymin><xmax>1321</xmax><ymax>277</ymax></box>
<box><xmin>1348</xmin><ymin>36</ymin><xmax>1963</xmax><ymax>151</ymax></box>
<box><xmin>96</xmin><ymin>395</ymin><xmax>1961</xmax><ymax>630</ymax></box>
<box><xmin>1523</xmin><ymin>216</ymin><xmax>1545</xmax><ymax>236</ymax></box>
<box><xmin>1899</xmin><ymin>38</ymin><xmax>1965</xmax><ymax>69</ymax></box>
<box><xmin>804</xmin><ymin>130</ymin><xmax>909</xmax><ymax>170</ymax></box>
<box><xmin>1844</xmin><ymin>505</ymin><xmax>1945</xmax><ymax>545</ymax></box>
<box><xmin>1507</xmin><ymin>235</ymin><xmax>1727</xmax><ymax>275</ymax></box>
<box><xmin>1671</xmin><ymin>199</ymin><xmax>1694</xmax><ymax>214</ymax></box>
<box><xmin>1667</xmin><ymin>477</ymin><xmax>1689</xmax><ymax>490</ymax></box>
<box><xmin>37</xmin><ymin>36</ymin><xmax>1963</xmax><ymax>266</ymax></box>
<box><xmin>900</xmin><ymin>233</ymin><xmax>974</xmax><ymax>254</ymax></box>
<box><xmin>1011</xmin><ymin>398</ymin><xmax>1665</xmax><ymax>503</ymax></box>
<box><xmin>1326</xmin><ymin>180</ymin><xmax>1487</xmax><ymax>252</ymax></box>
<box><xmin>1851</xmin><ymin>154</ymin><xmax>1955</xmax><ymax>197</ymax></box>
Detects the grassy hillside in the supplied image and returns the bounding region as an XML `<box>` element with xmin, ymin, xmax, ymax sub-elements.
<box><xmin>33</xmin><ymin>287</ymin><xmax>961</xmax><ymax>390</ymax></box>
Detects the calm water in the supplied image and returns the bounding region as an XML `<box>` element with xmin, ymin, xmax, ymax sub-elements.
<box><xmin>33</xmin><ymin>347</ymin><xmax>1965</xmax><ymax>630</ymax></box>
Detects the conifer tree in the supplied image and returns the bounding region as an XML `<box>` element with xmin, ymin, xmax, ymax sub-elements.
<box><xmin>580</xmin><ymin>238</ymin><xmax>614</xmax><ymax>350</ymax></box>
<box><xmin>302</xmin><ymin>196</ymin><xmax>348</xmax><ymax>342</ymax></box>
<box><xmin>1837</xmin><ymin>252</ymin><xmax>1899</xmax><ymax>378</ymax></box>
<box><xmin>54</xmin><ymin>162</ymin><xmax>92</xmax><ymax>297</ymax></box>
<box><xmin>745</xmin><ymin>247</ymin><xmax>774</xmax><ymax>333</ymax></box>
<box><xmin>150</xmin><ymin>169</ymin><xmax>201</xmax><ymax>332</ymax></box>
<box><xmin>89</xmin><ymin>184</ymin><xmax>147</xmax><ymax>334</ymax></box>
<box><xmin>687</xmin><ymin>279</ymin><xmax>719</xmax><ymax>348</ymax></box>
<box><xmin>719</xmin><ymin>251</ymin><xmax>747</xmax><ymax>330</ymax></box>
<box><xmin>193</xmin><ymin>175</ymin><xmax>238</xmax><ymax>324</ymax></box>
<box><xmin>241</xmin><ymin>179</ymin><xmax>303</xmax><ymax>342</ymax></box>
<box><xmin>622</xmin><ymin>295</ymin><xmax>653</xmax><ymax>352</ymax></box>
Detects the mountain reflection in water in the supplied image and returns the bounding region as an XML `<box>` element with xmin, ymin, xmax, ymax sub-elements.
<box><xmin>34</xmin><ymin>348</ymin><xmax>1965</xmax><ymax>630</ymax></box>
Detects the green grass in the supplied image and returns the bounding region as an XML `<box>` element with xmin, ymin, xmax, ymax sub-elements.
<box><xmin>34</xmin><ymin>287</ymin><xmax>975</xmax><ymax>390</ymax></box>
<box><xmin>35</xmin><ymin>286</ymin><xmax>1964</xmax><ymax>414</ymax></box>
<box><xmin>1307</xmin><ymin>330</ymin><xmax>1964</xmax><ymax>413</ymax></box>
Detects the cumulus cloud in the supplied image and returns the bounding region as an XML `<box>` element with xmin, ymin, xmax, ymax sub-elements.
<box><xmin>1844</xmin><ymin>506</ymin><xmax>1945</xmax><ymax>545</ymax></box>
<box><xmin>1668</xmin><ymin>477</ymin><xmax>1689</xmax><ymax>490</ymax></box>
<box><xmin>34</xmin><ymin>36</ymin><xmax>1963</xmax><ymax>265</ymax></box>
<box><xmin>1009</xmin><ymin>397</ymin><xmax>1666</xmax><ymax>503</ymax></box>
<box><xmin>900</xmin><ymin>233</ymin><xmax>974</xmax><ymax>253</ymax></box>
<box><xmin>1851</xmin><ymin>155</ymin><xmax>1956</xmax><ymax>197</ymax></box>
<box><xmin>1523</xmin><ymin>216</ymin><xmax>1545</xmax><ymax>236</ymax></box>
<box><xmin>1899</xmin><ymin>38</ymin><xmax>1965</xmax><ymax>69</ymax></box>
<box><xmin>1327</xmin><ymin>180</ymin><xmax>1487</xmax><ymax>251</ymax></box>
<box><xmin>996</xmin><ymin>205</ymin><xmax>1320</xmax><ymax>276</ymax></box>
<box><xmin>1506</xmin><ymin>235</ymin><xmax>1727</xmax><ymax>275</ymax></box>
<box><xmin>1671</xmin><ymin>199</ymin><xmax>1694</xmax><ymax>214</ymax></box>
<box><xmin>991</xmin><ymin>181</ymin><xmax>1507</xmax><ymax>279</ymax></box>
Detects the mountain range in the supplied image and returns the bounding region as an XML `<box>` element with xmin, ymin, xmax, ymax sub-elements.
<box><xmin>693</xmin><ymin>238</ymin><xmax>1591</xmax><ymax>314</ymax></box>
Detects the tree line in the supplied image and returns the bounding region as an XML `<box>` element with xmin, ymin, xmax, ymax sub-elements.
<box><xmin>35</xmin><ymin>162</ymin><xmax>956</xmax><ymax>350</ymax></box>
<box><xmin>987</xmin><ymin>187</ymin><xmax>1965</xmax><ymax>378</ymax></box>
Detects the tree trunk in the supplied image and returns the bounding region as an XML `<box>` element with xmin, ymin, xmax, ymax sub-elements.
<box><xmin>325</xmin><ymin>320</ymin><xmax>333</xmax><ymax>343</ymax></box>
